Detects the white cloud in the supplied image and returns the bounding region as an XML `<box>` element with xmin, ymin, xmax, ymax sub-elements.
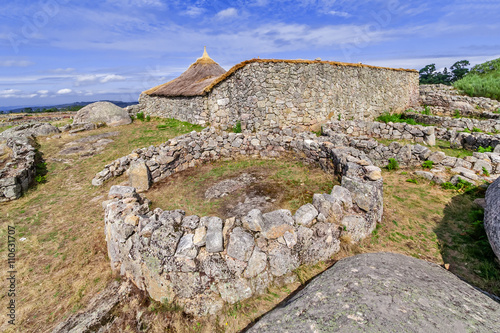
<box><xmin>57</xmin><ymin>88</ymin><xmax>72</xmax><ymax>95</ymax></box>
<box><xmin>327</xmin><ymin>10</ymin><xmax>351</xmax><ymax>18</ymax></box>
<box><xmin>0</xmin><ymin>60</ymin><xmax>33</xmax><ymax>67</ymax></box>
<box><xmin>0</xmin><ymin>89</ymin><xmax>37</xmax><ymax>98</ymax></box>
<box><xmin>100</xmin><ymin>74</ymin><xmax>126</xmax><ymax>83</ymax></box>
<box><xmin>52</xmin><ymin>68</ymin><xmax>75</xmax><ymax>73</ymax></box>
<box><xmin>216</xmin><ymin>8</ymin><xmax>238</xmax><ymax>19</ymax></box>
<box><xmin>183</xmin><ymin>6</ymin><xmax>205</xmax><ymax>17</ymax></box>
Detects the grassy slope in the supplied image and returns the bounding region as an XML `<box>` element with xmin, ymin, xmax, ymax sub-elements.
<box><xmin>454</xmin><ymin>58</ymin><xmax>500</xmax><ymax>102</ymax></box>
<box><xmin>0</xmin><ymin>119</ymin><xmax>499</xmax><ymax>332</ymax></box>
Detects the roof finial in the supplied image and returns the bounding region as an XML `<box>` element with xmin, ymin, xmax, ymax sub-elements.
<box><xmin>202</xmin><ymin>46</ymin><xmax>209</xmax><ymax>59</ymax></box>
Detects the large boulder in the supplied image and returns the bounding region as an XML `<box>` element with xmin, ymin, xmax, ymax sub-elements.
<box><xmin>485</xmin><ymin>177</ymin><xmax>500</xmax><ymax>261</ymax></box>
<box><xmin>74</xmin><ymin>102</ymin><xmax>131</xmax><ymax>127</ymax></box>
<box><xmin>249</xmin><ymin>252</ymin><xmax>500</xmax><ymax>332</ymax></box>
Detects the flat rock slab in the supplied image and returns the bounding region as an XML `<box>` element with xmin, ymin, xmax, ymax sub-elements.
<box><xmin>59</xmin><ymin>132</ymin><xmax>119</xmax><ymax>158</ymax></box>
<box><xmin>485</xmin><ymin>176</ymin><xmax>500</xmax><ymax>260</ymax></box>
<box><xmin>249</xmin><ymin>252</ymin><xmax>500</xmax><ymax>332</ymax></box>
<box><xmin>204</xmin><ymin>173</ymin><xmax>256</xmax><ymax>199</ymax></box>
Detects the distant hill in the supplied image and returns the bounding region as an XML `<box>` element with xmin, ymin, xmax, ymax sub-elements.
<box><xmin>454</xmin><ymin>58</ymin><xmax>500</xmax><ymax>101</ymax></box>
<box><xmin>0</xmin><ymin>100</ymin><xmax>138</xmax><ymax>114</ymax></box>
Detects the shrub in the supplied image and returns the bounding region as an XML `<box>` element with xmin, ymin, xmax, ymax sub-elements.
<box><xmin>422</xmin><ymin>160</ymin><xmax>434</xmax><ymax>169</ymax></box>
<box><xmin>146</xmin><ymin>115</ymin><xmax>151</xmax><ymax>122</ymax></box>
<box><xmin>441</xmin><ymin>177</ymin><xmax>475</xmax><ymax>192</ymax></box>
<box><xmin>386</xmin><ymin>158</ymin><xmax>399</xmax><ymax>171</ymax></box>
<box><xmin>232</xmin><ymin>121</ymin><xmax>242</xmax><ymax>133</ymax></box>
<box><xmin>482</xmin><ymin>166</ymin><xmax>490</xmax><ymax>176</ymax></box>
<box><xmin>136</xmin><ymin>112</ymin><xmax>145</xmax><ymax>121</ymax></box>
<box><xmin>478</xmin><ymin>146</ymin><xmax>493</xmax><ymax>153</ymax></box>
<box><xmin>453</xmin><ymin>110</ymin><xmax>461</xmax><ymax>118</ymax></box>
<box><xmin>422</xmin><ymin>105</ymin><xmax>431</xmax><ymax>115</ymax></box>
<box><xmin>472</xmin><ymin>127</ymin><xmax>482</xmax><ymax>133</ymax></box>
<box><xmin>376</xmin><ymin>112</ymin><xmax>417</xmax><ymax>125</ymax></box>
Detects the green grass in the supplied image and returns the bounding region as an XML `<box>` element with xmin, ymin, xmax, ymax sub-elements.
<box><xmin>386</xmin><ymin>158</ymin><xmax>399</xmax><ymax>171</ymax></box>
<box><xmin>454</xmin><ymin>57</ymin><xmax>500</xmax><ymax>101</ymax></box>
<box><xmin>376</xmin><ymin>112</ymin><xmax>418</xmax><ymax>125</ymax></box>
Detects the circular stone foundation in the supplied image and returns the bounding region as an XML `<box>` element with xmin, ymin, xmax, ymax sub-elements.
<box><xmin>99</xmin><ymin>127</ymin><xmax>384</xmax><ymax>315</ymax></box>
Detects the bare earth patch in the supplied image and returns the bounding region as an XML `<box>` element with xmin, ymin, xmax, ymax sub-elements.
<box><xmin>146</xmin><ymin>158</ymin><xmax>337</xmax><ymax>220</ymax></box>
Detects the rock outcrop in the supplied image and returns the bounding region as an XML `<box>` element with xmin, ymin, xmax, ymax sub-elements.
<box><xmin>249</xmin><ymin>252</ymin><xmax>500</xmax><ymax>332</ymax></box>
<box><xmin>485</xmin><ymin>177</ymin><xmax>500</xmax><ymax>261</ymax></box>
<box><xmin>0</xmin><ymin>122</ymin><xmax>60</xmax><ymax>142</ymax></box>
<box><xmin>74</xmin><ymin>102</ymin><xmax>131</xmax><ymax>127</ymax></box>
<box><xmin>0</xmin><ymin>135</ymin><xmax>37</xmax><ymax>202</ymax></box>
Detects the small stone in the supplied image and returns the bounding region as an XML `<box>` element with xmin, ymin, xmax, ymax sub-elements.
<box><xmin>193</xmin><ymin>227</ymin><xmax>207</xmax><ymax>246</ymax></box>
<box><xmin>242</xmin><ymin>209</ymin><xmax>264</xmax><ymax>232</ymax></box>
<box><xmin>244</xmin><ymin>247</ymin><xmax>268</xmax><ymax>278</ymax></box>
<box><xmin>128</xmin><ymin>159</ymin><xmax>151</xmax><ymax>192</ymax></box>
<box><xmin>182</xmin><ymin>215</ymin><xmax>200</xmax><ymax>229</ymax></box>
<box><xmin>206</xmin><ymin>217</ymin><xmax>224</xmax><ymax>253</ymax></box>
<box><xmin>293</xmin><ymin>203</ymin><xmax>318</xmax><ymax>227</ymax></box>
<box><xmin>261</xmin><ymin>209</ymin><xmax>295</xmax><ymax>239</ymax></box>
<box><xmin>175</xmin><ymin>234</ymin><xmax>198</xmax><ymax>259</ymax></box>
<box><xmin>227</xmin><ymin>227</ymin><xmax>255</xmax><ymax>261</ymax></box>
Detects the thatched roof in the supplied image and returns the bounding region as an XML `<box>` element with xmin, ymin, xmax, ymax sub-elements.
<box><xmin>144</xmin><ymin>47</ymin><xmax>226</xmax><ymax>97</ymax></box>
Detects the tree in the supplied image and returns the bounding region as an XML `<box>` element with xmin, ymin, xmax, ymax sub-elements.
<box><xmin>450</xmin><ymin>60</ymin><xmax>470</xmax><ymax>82</ymax></box>
<box><xmin>419</xmin><ymin>63</ymin><xmax>437</xmax><ymax>84</ymax></box>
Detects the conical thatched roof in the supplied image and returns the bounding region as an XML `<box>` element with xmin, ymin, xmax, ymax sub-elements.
<box><xmin>144</xmin><ymin>47</ymin><xmax>226</xmax><ymax>97</ymax></box>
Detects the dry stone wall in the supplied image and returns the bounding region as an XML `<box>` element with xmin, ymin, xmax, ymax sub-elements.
<box><xmin>405</xmin><ymin>113</ymin><xmax>500</xmax><ymax>133</ymax></box>
<box><xmin>0</xmin><ymin>136</ymin><xmax>37</xmax><ymax>202</ymax></box>
<box><xmin>96</xmin><ymin>127</ymin><xmax>384</xmax><ymax>316</ymax></box>
<box><xmin>138</xmin><ymin>94</ymin><xmax>208</xmax><ymax>125</ymax></box>
<box><xmin>323</xmin><ymin>120</ymin><xmax>435</xmax><ymax>145</ymax></box>
<box><xmin>139</xmin><ymin>60</ymin><xmax>419</xmax><ymax>131</ymax></box>
<box><xmin>322</xmin><ymin>130</ymin><xmax>500</xmax><ymax>184</ymax></box>
<box><xmin>207</xmin><ymin>61</ymin><xmax>419</xmax><ymax>131</ymax></box>
<box><xmin>419</xmin><ymin>84</ymin><xmax>500</xmax><ymax>116</ymax></box>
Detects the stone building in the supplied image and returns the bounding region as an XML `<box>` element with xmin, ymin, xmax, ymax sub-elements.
<box><xmin>138</xmin><ymin>49</ymin><xmax>419</xmax><ymax>131</ymax></box>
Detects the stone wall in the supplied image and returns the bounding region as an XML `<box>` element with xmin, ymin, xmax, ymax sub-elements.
<box><xmin>96</xmin><ymin>127</ymin><xmax>384</xmax><ymax>316</ymax></box>
<box><xmin>138</xmin><ymin>93</ymin><xmax>208</xmax><ymax>125</ymax></box>
<box><xmin>405</xmin><ymin>113</ymin><xmax>500</xmax><ymax>133</ymax></box>
<box><xmin>0</xmin><ymin>136</ymin><xmax>37</xmax><ymax>202</ymax></box>
<box><xmin>419</xmin><ymin>84</ymin><xmax>500</xmax><ymax>116</ymax></box>
<box><xmin>207</xmin><ymin>61</ymin><xmax>419</xmax><ymax>131</ymax></box>
<box><xmin>323</xmin><ymin>120</ymin><xmax>435</xmax><ymax>145</ymax></box>
<box><xmin>139</xmin><ymin>60</ymin><xmax>419</xmax><ymax>131</ymax></box>
<box><xmin>322</xmin><ymin>130</ymin><xmax>500</xmax><ymax>184</ymax></box>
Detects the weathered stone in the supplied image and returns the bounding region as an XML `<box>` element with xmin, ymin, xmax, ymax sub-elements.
<box><xmin>226</xmin><ymin>227</ymin><xmax>255</xmax><ymax>261</ymax></box>
<box><xmin>261</xmin><ymin>209</ymin><xmax>295</xmax><ymax>239</ymax></box>
<box><xmin>312</xmin><ymin>194</ymin><xmax>343</xmax><ymax>223</ymax></box>
<box><xmin>182</xmin><ymin>215</ymin><xmax>200</xmax><ymax>229</ymax></box>
<box><xmin>217</xmin><ymin>278</ymin><xmax>253</xmax><ymax>304</ymax></box>
<box><xmin>74</xmin><ymin>101</ymin><xmax>131</xmax><ymax>127</ymax></box>
<box><xmin>341</xmin><ymin>215</ymin><xmax>370</xmax><ymax>242</ymax></box>
<box><xmin>485</xmin><ymin>177</ymin><xmax>500</xmax><ymax>260</ymax></box>
<box><xmin>175</xmin><ymin>234</ymin><xmax>198</xmax><ymax>259</ymax></box>
<box><xmin>268</xmin><ymin>243</ymin><xmax>299</xmax><ymax>277</ymax></box>
<box><xmin>193</xmin><ymin>227</ymin><xmax>207</xmax><ymax>247</ymax></box>
<box><xmin>199</xmin><ymin>252</ymin><xmax>232</xmax><ymax>281</ymax></box>
<box><xmin>330</xmin><ymin>185</ymin><xmax>353</xmax><ymax>210</ymax></box>
<box><xmin>249</xmin><ymin>252</ymin><xmax>500</xmax><ymax>333</ymax></box>
<box><xmin>108</xmin><ymin>185</ymin><xmax>139</xmax><ymax>200</ymax></box>
<box><xmin>341</xmin><ymin>177</ymin><xmax>379</xmax><ymax>213</ymax></box>
<box><xmin>293</xmin><ymin>203</ymin><xmax>318</xmax><ymax>227</ymax></box>
<box><xmin>244</xmin><ymin>247</ymin><xmax>268</xmax><ymax>278</ymax></box>
<box><xmin>128</xmin><ymin>160</ymin><xmax>151</xmax><ymax>192</ymax></box>
<box><xmin>364</xmin><ymin>165</ymin><xmax>382</xmax><ymax>180</ymax></box>
<box><xmin>242</xmin><ymin>208</ymin><xmax>264</xmax><ymax>232</ymax></box>
<box><xmin>206</xmin><ymin>217</ymin><xmax>224</xmax><ymax>253</ymax></box>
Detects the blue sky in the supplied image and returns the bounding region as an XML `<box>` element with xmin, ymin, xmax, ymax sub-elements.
<box><xmin>0</xmin><ymin>0</ymin><xmax>499</xmax><ymax>109</ymax></box>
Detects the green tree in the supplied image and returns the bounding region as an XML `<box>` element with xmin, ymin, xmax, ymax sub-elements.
<box><xmin>450</xmin><ymin>60</ymin><xmax>470</xmax><ymax>82</ymax></box>
<box><xmin>419</xmin><ymin>63</ymin><xmax>437</xmax><ymax>84</ymax></box>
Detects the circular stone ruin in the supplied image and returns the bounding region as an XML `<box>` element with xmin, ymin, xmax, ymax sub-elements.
<box><xmin>96</xmin><ymin>126</ymin><xmax>384</xmax><ymax>315</ymax></box>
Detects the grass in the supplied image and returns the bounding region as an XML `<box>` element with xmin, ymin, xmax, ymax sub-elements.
<box><xmin>0</xmin><ymin>118</ymin><xmax>204</xmax><ymax>332</ymax></box>
<box><xmin>1</xmin><ymin>117</ymin><xmax>499</xmax><ymax>332</ymax></box>
<box><xmin>454</xmin><ymin>57</ymin><xmax>500</xmax><ymax>101</ymax></box>
<box><xmin>146</xmin><ymin>158</ymin><xmax>337</xmax><ymax>217</ymax></box>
